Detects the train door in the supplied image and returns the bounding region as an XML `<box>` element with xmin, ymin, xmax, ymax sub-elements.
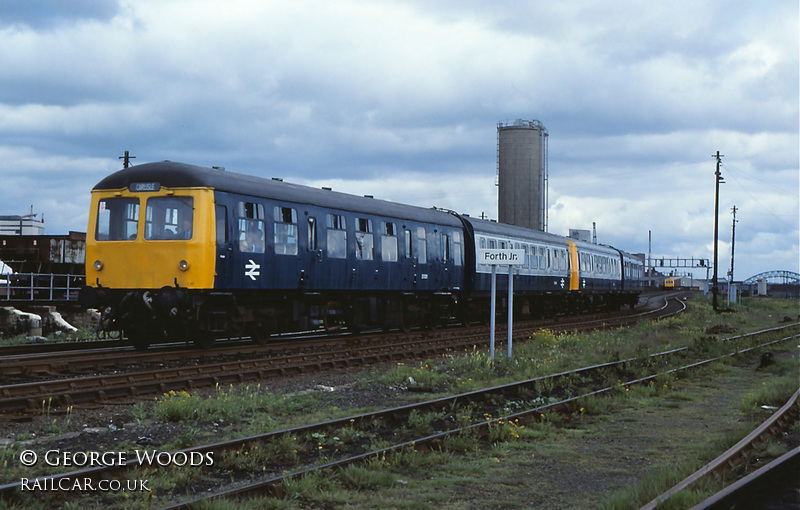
<box><xmin>415</xmin><ymin>226</ymin><xmax>429</xmax><ymax>290</ymax></box>
<box><xmin>300</xmin><ymin>214</ymin><xmax>321</xmax><ymax>290</ymax></box>
<box><xmin>321</xmin><ymin>212</ymin><xmax>348</xmax><ymax>290</ymax></box>
<box><xmin>380</xmin><ymin>220</ymin><xmax>401</xmax><ymax>289</ymax></box>
<box><xmin>232</xmin><ymin>200</ymin><xmax>267</xmax><ymax>289</ymax></box>
<box><xmin>439</xmin><ymin>231</ymin><xmax>453</xmax><ymax>290</ymax></box>
<box><xmin>353</xmin><ymin>217</ymin><xmax>377</xmax><ymax>290</ymax></box>
<box><xmin>214</xmin><ymin>203</ymin><xmax>234</xmax><ymax>289</ymax></box>
<box><xmin>271</xmin><ymin>205</ymin><xmax>300</xmax><ymax>289</ymax></box>
<box><xmin>400</xmin><ymin>226</ymin><xmax>416</xmax><ymax>290</ymax></box>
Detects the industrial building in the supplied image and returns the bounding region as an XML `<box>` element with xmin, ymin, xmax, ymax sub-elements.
<box><xmin>0</xmin><ymin>215</ymin><xmax>45</xmax><ymax>236</ymax></box>
<box><xmin>497</xmin><ymin>119</ymin><xmax>548</xmax><ymax>232</ymax></box>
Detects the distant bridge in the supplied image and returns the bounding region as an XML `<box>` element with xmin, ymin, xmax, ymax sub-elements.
<box><xmin>742</xmin><ymin>271</ymin><xmax>800</xmax><ymax>286</ymax></box>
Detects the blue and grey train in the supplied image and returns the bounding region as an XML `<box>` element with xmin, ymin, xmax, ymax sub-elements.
<box><xmin>79</xmin><ymin>161</ymin><xmax>643</xmax><ymax>349</ymax></box>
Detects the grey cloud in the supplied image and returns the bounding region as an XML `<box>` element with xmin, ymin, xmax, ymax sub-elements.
<box><xmin>0</xmin><ymin>0</ymin><xmax>120</xmax><ymax>29</ymax></box>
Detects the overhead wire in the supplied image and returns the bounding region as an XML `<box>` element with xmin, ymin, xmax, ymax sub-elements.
<box><xmin>720</xmin><ymin>161</ymin><xmax>798</xmax><ymax>229</ymax></box>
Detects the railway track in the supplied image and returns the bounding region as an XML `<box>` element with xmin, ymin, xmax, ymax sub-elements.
<box><xmin>0</xmin><ymin>294</ymin><xmax>686</xmax><ymax>413</ymax></box>
<box><xmin>1</xmin><ymin>318</ymin><xmax>795</xmax><ymax>508</ymax></box>
<box><xmin>0</xmin><ymin>289</ymin><xmax>672</xmax><ymax>359</ymax></box>
<box><xmin>642</xmin><ymin>388</ymin><xmax>800</xmax><ymax>509</ymax></box>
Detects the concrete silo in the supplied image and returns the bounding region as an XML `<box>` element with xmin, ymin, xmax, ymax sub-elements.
<box><xmin>497</xmin><ymin>119</ymin><xmax>548</xmax><ymax>231</ymax></box>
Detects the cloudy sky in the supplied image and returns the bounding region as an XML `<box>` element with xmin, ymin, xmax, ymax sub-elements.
<box><xmin>1</xmin><ymin>0</ymin><xmax>797</xmax><ymax>282</ymax></box>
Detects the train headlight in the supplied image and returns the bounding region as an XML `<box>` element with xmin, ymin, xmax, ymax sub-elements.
<box><xmin>179</xmin><ymin>260</ymin><xmax>190</xmax><ymax>271</ymax></box>
<box><xmin>93</xmin><ymin>260</ymin><xmax>103</xmax><ymax>271</ymax></box>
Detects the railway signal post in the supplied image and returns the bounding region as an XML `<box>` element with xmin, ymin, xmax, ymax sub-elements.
<box><xmin>478</xmin><ymin>248</ymin><xmax>525</xmax><ymax>361</ymax></box>
<box><xmin>712</xmin><ymin>151</ymin><xmax>724</xmax><ymax>311</ymax></box>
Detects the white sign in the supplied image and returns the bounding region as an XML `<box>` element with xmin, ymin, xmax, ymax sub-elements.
<box><xmin>477</xmin><ymin>249</ymin><xmax>525</xmax><ymax>266</ymax></box>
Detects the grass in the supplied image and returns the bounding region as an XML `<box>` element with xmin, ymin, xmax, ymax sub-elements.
<box><xmin>3</xmin><ymin>296</ymin><xmax>797</xmax><ymax>509</ymax></box>
<box><xmin>0</xmin><ymin>326</ymin><xmax>97</xmax><ymax>345</ymax></box>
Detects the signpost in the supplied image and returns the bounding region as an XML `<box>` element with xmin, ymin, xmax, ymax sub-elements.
<box><xmin>477</xmin><ymin>248</ymin><xmax>524</xmax><ymax>361</ymax></box>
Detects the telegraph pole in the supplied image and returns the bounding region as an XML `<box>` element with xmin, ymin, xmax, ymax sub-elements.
<box><xmin>712</xmin><ymin>151</ymin><xmax>724</xmax><ymax>311</ymax></box>
<box><xmin>119</xmin><ymin>150</ymin><xmax>135</xmax><ymax>168</ymax></box>
<box><xmin>729</xmin><ymin>206</ymin><xmax>737</xmax><ymax>282</ymax></box>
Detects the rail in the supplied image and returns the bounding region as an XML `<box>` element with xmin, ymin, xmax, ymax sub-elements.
<box><xmin>0</xmin><ymin>273</ymin><xmax>85</xmax><ymax>302</ymax></box>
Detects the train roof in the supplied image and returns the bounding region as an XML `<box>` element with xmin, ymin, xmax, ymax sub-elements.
<box><xmin>465</xmin><ymin>217</ymin><xmax>571</xmax><ymax>246</ymax></box>
<box><xmin>93</xmin><ymin>161</ymin><xmax>463</xmax><ymax>227</ymax></box>
<box><xmin>466</xmin><ymin>217</ymin><xmax>634</xmax><ymax>257</ymax></box>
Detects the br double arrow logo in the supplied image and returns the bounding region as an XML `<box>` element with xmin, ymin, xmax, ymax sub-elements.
<box><xmin>245</xmin><ymin>259</ymin><xmax>261</xmax><ymax>281</ymax></box>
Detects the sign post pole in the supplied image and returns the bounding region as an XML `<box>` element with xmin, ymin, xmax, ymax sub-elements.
<box><xmin>489</xmin><ymin>265</ymin><xmax>497</xmax><ymax>361</ymax></box>
<box><xmin>507</xmin><ymin>267</ymin><xmax>514</xmax><ymax>358</ymax></box>
<box><xmin>478</xmin><ymin>248</ymin><xmax>524</xmax><ymax>362</ymax></box>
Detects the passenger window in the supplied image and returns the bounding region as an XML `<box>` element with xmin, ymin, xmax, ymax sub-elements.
<box><xmin>452</xmin><ymin>231</ymin><xmax>462</xmax><ymax>266</ymax></box>
<box><xmin>488</xmin><ymin>239</ymin><xmax>496</xmax><ymax>249</ymax></box>
<box><xmin>442</xmin><ymin>233</ymin><xmax>451</xmax><ymax>261</ymax></box>
<box><xmin>273</xmin><ymin>206</ymin><xmax>298</xmax><ymax>255</ymax></box>
<box><xmin>522</xmin><ymin>245</ymin><xmax>529</xmax><ymax>269</ymax></box>
<box><xmin>479</xmin><ymin>237</ymin><xmax>486</xmax><ymax>249</ymax></box>
<box><xmin>326</xmin><ymin>214</ymin><xmax>347</xmax><ymax>259</ymax></box>
<box><xmin>404</xmin><ymin>229</ymin><xmax>412</xmax><ymax>258</ymax></box>
<box><xmin>237</xmin><ymin>201</ymin><xmax>265</xmax><ymax>254</ymax></box>
<box><xmin>382</xmin><ymin>222</ymin><xmax>398</xmax><ymax>262</ymax></box>
<box><xmin>96</xmin><ymin>198</ymin><xmax>139</xmax><ymax>241</ymax></box>
<box><xmin>145</xmin><ymin>196</ymin><xmax>193</xmax><ymax>240</ymax></box>
<box><xmin>416</xmin><ymin>226</ymin><xmax>426</xmax><ymax>264</ymax></box>
<box><xmin>355</xmin><ymin>218</ymin><xmax>374</xmax><ymax>260</ymax></box>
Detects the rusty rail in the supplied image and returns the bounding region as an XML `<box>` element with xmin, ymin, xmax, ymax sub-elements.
<box><xmin>640</xmin><ymin>387</ymin><xmax>800</xmax><ymax>509</ymax></box>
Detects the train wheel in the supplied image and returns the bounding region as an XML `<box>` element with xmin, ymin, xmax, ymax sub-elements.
<box><xmin>126</xmin><ymin>324</ymin><xmax>157</xmax><ymax>351</ymax></box>
<box><xmin>128</xmin><ymin>333</ymin><xmax>151</xmax><ymax>351</ymax></box>
<box><xmin>193</xmin><ymin>331</ymin><xmax>216</xmax><ymax>349</ymax></box>
<box><xmin>458</xmin><ymin>305</ymin><xmax>474</xmax><ymax>328</ymax></box>
<box><xmin>249</xmin><ymin>323</ymin><xmax>271</xmax><ymax>345</ymax></box>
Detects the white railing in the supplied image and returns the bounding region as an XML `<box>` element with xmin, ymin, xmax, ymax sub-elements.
<box><xmin>0</xmin><ymin>273</ymin><xmax>85</xmax><ymax>302</ymax></box>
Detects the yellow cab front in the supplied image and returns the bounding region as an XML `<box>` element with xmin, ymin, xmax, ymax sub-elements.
<box><xmin>86</xmin><ymin>183</ymin><xmax>216</xmax><ymax>290</ymax></box>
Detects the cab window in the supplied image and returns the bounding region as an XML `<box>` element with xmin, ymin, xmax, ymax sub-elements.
<box><xmin>95</xmin><ymin>198</ymin><xmax>139</xmax><ymax>241</ymax></box>
<box><xmin>145</xmin><ymin>196</ymin><xmax>193</xmax><ymax>240</ymax></box>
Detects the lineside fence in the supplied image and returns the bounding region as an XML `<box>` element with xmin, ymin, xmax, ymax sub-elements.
<box><xmin>0</xmin><ymin>273</ymin><xmax>85</xmax><ymax>302</ymax></box>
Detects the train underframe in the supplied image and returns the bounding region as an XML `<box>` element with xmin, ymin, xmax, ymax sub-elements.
<box><xmin>82</xmin><ymin>285</ymin><xmax>640</xmax><ymax>350</ymax></box>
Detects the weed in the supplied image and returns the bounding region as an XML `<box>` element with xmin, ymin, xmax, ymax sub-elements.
<box><xmin>168</xmin><ymin>426</ymin><xmax>200</xmax><ymax>449</ymax></box>
<box><xmin>375</xmin><ymin>360</ymin><xmax>449</xmax><ymax>391</ymax></box>
<box><xmin>41</xmin><ymin>399</ymin><xmax>72</xmax><ymax>435</ymax></box>
<box><xmin>738</xmin><ymin>376</ymin><xmax>798</xmax><ymax>414</ymax></box>
<box><xmin>334</xmin><ymin>419</ymin><xmax>367</xmax><ymax>444</ymax></box>
<box><xmin>283</xmin><ymin>470</ymin><xmax>338</xmax><ymax>500</ymax></box>
<box><xmin>339</xmin><ymin>462</ymin><xmax>395</xmax><ymax>490</ymax></box>
<box><xmin>487</xmin><ymin>418</ymin><xmax>525</xmax><ymax>443</ymax></box>
<box><xmin>406</xmin><ymin>408</ymin><xmax>445</xmax><ymax>436</ymax></box>
<box><xmin>151</xmin><ymin>384</ymin><xmax>307</xmax><ymax>425</ymax></box>
<box><xmin>441</xmin><ymin>428</ymin><xmax>479</xmax><ymax>454</ymax></box>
